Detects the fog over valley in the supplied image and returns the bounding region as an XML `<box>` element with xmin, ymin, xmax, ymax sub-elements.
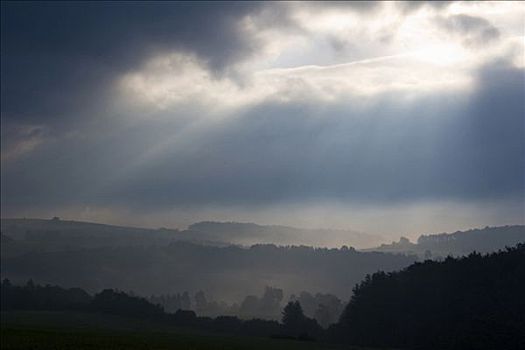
<box><xmin>2</xmin><ymin>218</ymin><xmax>523</xmax><ymax>314</ymax></box>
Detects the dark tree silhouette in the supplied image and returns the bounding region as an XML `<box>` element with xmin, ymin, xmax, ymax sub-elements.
<box><xmin>282</xmin><ymin>301</ymin><xmax>304</xmax><ymax>330</ymax></box>
<box><xmin>4</xmin><ymin>244</ymin><xmax>524</xmax><ymax>347</ymax></box>
<box><xmin>281</xmin><ymin>301</ymin><xmax>322</xmax><ymax>339</ymax></box>
<box><xmin>335</xmin><ymin>244</ymin><xmax>525</xmax><ymax>350</ymax></box>
<box><xmin>1</xmin><ymin>279</ymin><xmax>91</xmax><ymax>311</ymax></box>
<box><xmin>91</xmin><ymin>289</ymin><xmax>163</xmax><ymax>318</ymax></box>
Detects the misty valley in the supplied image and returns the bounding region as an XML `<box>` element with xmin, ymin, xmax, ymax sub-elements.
<box><xmin>1</xmin><ymin>218</ymin><xmax>524</xmax><ymax>349</ymax></box>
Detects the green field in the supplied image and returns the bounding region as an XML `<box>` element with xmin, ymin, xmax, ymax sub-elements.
<box><xmin>1</xmin><ymin>311</ymin><xmax>371</xmax><ymax>350</ymax></box>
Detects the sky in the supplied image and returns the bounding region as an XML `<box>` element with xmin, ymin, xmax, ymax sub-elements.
<box><xmin>1</xmin><ymin>1</ymin><xmax>524</xmax><ymax>240</ymax></box>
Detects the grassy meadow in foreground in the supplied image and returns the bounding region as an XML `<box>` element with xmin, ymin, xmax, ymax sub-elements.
<box><xmin>1</xmin><ymin>311</ymin><xmax>361</xmax><ymax>350</ymax></box>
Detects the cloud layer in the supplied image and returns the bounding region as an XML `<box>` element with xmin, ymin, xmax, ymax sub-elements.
<box><xmin>1</xmin><ymin>1</ymin><xmax>524</xmax><ymax>237</ymax></box>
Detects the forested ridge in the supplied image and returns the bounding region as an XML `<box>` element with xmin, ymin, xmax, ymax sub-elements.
<box><xmin>1</xmin><ymin>240</ymin><xmax>415</xmax><ymax>302</ymax></box>
<box><xmin>335</xmin><ymin>244</ymin><xmax>525</xmax><ymax>349</ymax></box>
<box><xmin>3</xmin><ymin>244</ymin><xmax>524</xmax><ymax>349</ymax></box>
<box><xmin>367</xmin><ymin>225</ymin><xmax>524</xmax><ymax>257</ymax></box>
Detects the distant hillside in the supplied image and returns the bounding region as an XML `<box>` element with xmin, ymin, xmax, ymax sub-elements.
<box><xmin>0</xmin><ymin>217</ymin><xmax>409</xmax><ymax>302</ymax></box>
<box><xmin>0</xmin><ymin>218</ymin><xmax>384</xmax><ymax>250</ymax></box>
<box><xmin>185</xmin><ymin>221</ymin><xmax>385</xmax><ymax>249</ymax></box>
<box><xmin>1</xmin><ymin>241</ymin><xmax>416</xmax><ymax>303</ymax></box>
<box><xmin>366</xmin><ymin>225</ymin><xmax>525</xmax><ymax>258</ymax></box>
<box><xmin>0</xmin><ymin>218</ymin><xmax>182</xmax><ymax>255</ymax></box>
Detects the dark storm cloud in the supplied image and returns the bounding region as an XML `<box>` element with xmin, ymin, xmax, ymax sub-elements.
<box><xmin>455</xmin><ymin>62</ymin><xmax>525</xmax><ymax>196</ymax></box>
<box><xmin>1</xmin><ymin>1</ymin><xmax>524</xmax><ymax>222</ymax></box>
<box><xmin>1</xmin><ymin>1</ymin><xmax>265</xmax><ymax>124</ymax></box>
<box><xmin>2</xmin><ymin>60</ymin><xmax>523</xmax><ymax>213</ymax></box>
<box><xmin>0</xmin><ymin>1</ymin><xmax>454</xmax><ymax>126</ymax></box>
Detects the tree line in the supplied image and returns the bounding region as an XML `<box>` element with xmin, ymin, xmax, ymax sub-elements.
<box><xmin>149</xmin><ymin>287</ymin><xmax>344</xmax><ymax>327</ymax></box>
<box><xmin>333</xmin><ymin>244</ymin><xmax>525</xmax><ymax>349</ymax></box>
<box><xmin>0</xmin><ymin>279</ymin><xmax>324</xmax><ymax>340</ymax></box>
<box><xmin>2</xmin><ymin>240</ymin><xmax>415</xmax><ymax>302</ymax></box>
<box><xmin>2</xmin><ymin>244</ymin><xmax>524</xmax><ymax>348</ymax></box>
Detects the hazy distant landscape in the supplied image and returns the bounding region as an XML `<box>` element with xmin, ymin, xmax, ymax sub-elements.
<box><xmin>0</xmin><ymin>218</ymin><xmax>412</xmax><ymax>306</ymax></box>
<box><xmin>1</xmin><ymin>218</ymin><xmax>385</xmax><ymax>250</ymax></box>
<box><xmin>2</xmin><ymin>1</ymin><xmax>524</xmax><ymax>349</ymax></box>
<box><xmin>2</xmin><ymin>218</ymin><xmax>523</xmax><ymax>322</ymax></box>
<box><xmin>2</xmin><ymin>236</ymin><xmax>524</xmax><ymax>349</ymax></box>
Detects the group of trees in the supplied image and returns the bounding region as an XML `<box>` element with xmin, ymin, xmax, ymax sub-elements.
<box><xmin>1</xmin><ymin>279</ymin><xmax>91</xmax><ymax>311</ymax></box>
<box><xmin>237</xmin><ymin>286</ymin><xmax>284</xmax><ymax>320</ymax></box>
<box><xmin>90</xmin><ymin>289</ymin><xmax>164</xmax><ymax>318</ymax></box>
<box><xmin>150</xmin><ymin>287</ymin><xmax>344</xmax><ymax>326</ymax></box>
<box><xmin>289</xmin><ymin>291</ymin><xmax>344</xmax><ymax>328</ymax></box>
<box><xmin>1</xmin><ymin>280</ymin><xmax>162</xmax><ymax>319</ymax></box>
<box><xmin>3</xmin><ymin>244</ymin><xmax>524</xmax><ymax>348</ymax></box>
<box><xmin>417</xmin><ymin>225</ymin><xmax>525</xmax><ymax>255</ymax></box>
<box><xmin>371</xmin><ymin>225</ymin><xmax>525</xmax><ymax>258</ymax></box>
<box><xmin>149</xmin><ymin>292</ymin><xmax>192</xmax><ymax>313</ymax></box>
<box><xmin>2</xmin><ymin>239</ymin><xmax>415</xmax><ymax>303</ymax></box>
<box><xmin>281</xmin><ymin>301</ymin><xmax>323</xmax><ymax>339</ymax></box>
<box><xmin>1</xmin><ymin>279</ymin><xmax>322</xmax><ymax>340</ymax></box>
<box><xmin>334</xmin><ymin>244</ymin><xmax>525</xmax><ymax>349</ymax></box>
